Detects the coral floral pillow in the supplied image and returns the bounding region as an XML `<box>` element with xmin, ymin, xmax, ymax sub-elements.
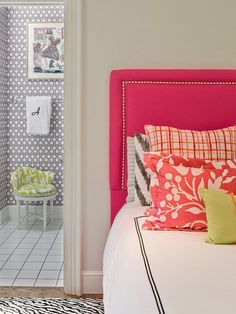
<box><xmin>142</xmin><ymin>153</ymin><xmax>236</xmax><ymax>231</ymax></box>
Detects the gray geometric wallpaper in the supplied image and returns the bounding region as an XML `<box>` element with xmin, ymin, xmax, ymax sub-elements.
<box><xmin>0</xmin><ymin>8</ymin><xmax>8</xmax><ymax>210</ymax></box>
<box><xmin>6</xmin><ymin>6</ymin><xmax>64</xmax><ymax>206</ymax></box>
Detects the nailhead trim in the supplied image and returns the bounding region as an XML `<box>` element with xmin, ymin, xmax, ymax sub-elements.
<box><xmin>121</xmin><ymin>80</ymin><xmax>236</xmax><ymax>189</ymax></box>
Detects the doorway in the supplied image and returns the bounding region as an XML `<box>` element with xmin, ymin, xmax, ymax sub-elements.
<box><xmin>0</xmin><ymin>0</ymin><xmax>82</xmax><ymax>295</ymax></box>
<box><xmin>0</xmin><ymin>3</ymin><xmax>64</xmax><ymax>288</ymax></box>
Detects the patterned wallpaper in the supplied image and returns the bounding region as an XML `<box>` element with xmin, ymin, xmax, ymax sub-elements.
<box><xmin>6</xmin><ymin>6</ymin><xmax>64</xmax><ymax>206</ymax></box>
<box><xmin>0</xmin><ymin>8</ymin><xmax>8</xmax><ymax>210</ymax></box>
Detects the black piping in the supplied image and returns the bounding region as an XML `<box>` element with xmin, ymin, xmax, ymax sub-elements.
<box><xmin>134</xmin><ymin>216</ymin><xmax>166</xmax><ymax>314</ymax></box>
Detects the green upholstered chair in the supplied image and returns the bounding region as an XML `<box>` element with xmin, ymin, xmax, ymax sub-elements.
<box><xmin>11</xmin><ymin>167</ymin><xmax>57</xmax><ymax>231</ymax></box>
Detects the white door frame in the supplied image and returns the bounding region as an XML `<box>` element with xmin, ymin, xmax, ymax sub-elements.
<box><xmin>0</xmin><ymin>0</ymin><xmax>82</xmax><ymax>295</ymax></box>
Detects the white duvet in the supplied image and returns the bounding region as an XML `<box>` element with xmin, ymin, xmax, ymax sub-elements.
<box><xmin>103</xmin><ymin>203</ymin><xmax>236</xmax><ymax>314</ymax></box>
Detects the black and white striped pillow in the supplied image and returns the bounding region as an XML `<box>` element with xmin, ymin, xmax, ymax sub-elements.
<box><xmin>134</xmin><ymin>133</ymin><xmax>151</xmax><ymax>206</ymax></box>
<box><xmin>126</xmin><ymin>137</ymin><xmax>135</xmax><ymax>203</ymax></box>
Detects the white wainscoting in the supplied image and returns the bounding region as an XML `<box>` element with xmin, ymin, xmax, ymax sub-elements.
<box><xmin>0</xmin><ymin>205</ymin><xmax>63</xmax><ymax>223</ymax></box>
<box><xmin>0</xmin><ymin>207</ymin><xmax>9</xmax><ymax>225</ymax></box>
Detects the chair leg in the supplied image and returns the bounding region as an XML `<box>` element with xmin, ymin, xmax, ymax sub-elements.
<box><xmin>50</xmin><ymin>199</ymin><xmax>53</xmax><ymax>223</ymax></box>
<box><xmin>43</xmin><ymin>201</ymin><xmax>47</xmax><ymax>232</ymax></box>
<box><xmin>17</xmin><ymin>200</ymin><xmax>20</xmax><ymax>229</ymax></box>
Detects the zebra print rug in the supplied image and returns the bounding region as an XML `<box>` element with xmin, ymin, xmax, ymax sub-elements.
<box><xmin>0</xmin><ymin>297</ymin><xmax>104</xmax><ymax>314</ymax></box>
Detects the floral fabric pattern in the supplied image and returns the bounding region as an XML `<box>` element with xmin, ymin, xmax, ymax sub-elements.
<box><xmin>142</xmin><ymin>153</ymin><xmax>236</xmax><ymax>231</ymax></box>
<box><xmin>11</xmin><ymin>167</ymin><xmax>56</xmax><ymax>197</ymax></box>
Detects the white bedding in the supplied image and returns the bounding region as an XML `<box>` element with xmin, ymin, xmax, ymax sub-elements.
<box><xmin>103</xmin><ymin>203</ymin><xmax>236</xmax><ymax>314</ymax></box>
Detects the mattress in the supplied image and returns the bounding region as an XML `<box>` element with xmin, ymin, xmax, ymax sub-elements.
<box><xmin>103</xmin><ymin>203</ymin><xmax>236</xmax><ymax>314</ymax></box>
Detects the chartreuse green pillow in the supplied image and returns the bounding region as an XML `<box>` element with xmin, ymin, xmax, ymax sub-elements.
<box><xmin>199</xmin><ymin>188</ymin><xmax>236</xmax><ymax>245</ymax></box>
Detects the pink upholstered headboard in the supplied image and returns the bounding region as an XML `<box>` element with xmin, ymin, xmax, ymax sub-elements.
<box><xmin>109</xmin><ymin>69</ymin><xmax>236</xmax><ymax>223</ymax></box>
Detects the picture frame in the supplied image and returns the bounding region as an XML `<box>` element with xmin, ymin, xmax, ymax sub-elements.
<box><xmin>27</xmin><ymin>22</ymin><xmax>64</xmax><ymax>80</ymax></box>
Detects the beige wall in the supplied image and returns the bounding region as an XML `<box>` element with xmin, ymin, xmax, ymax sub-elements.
<box><xmin>82</xmin><ymin>0</ymin><xmax>236</xmax><ymax>272</ymax></box>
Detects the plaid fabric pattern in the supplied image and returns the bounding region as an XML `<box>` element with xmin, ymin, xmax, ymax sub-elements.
<box><xmin>145</xmin><ymin>124</ymin><xmax>236</xmax><ymax>160</ymax></box>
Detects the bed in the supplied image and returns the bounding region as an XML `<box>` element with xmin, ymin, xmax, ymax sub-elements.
<box><xmin>105</xmin><ymin>69</ymin><xmax>236</xmax><ymax>314</ymax></box>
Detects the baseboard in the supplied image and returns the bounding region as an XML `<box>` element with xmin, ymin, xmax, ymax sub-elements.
<box><xmin>82</xmin><ymin>271</ymin><xmax>103</xmax><ymax>294</ymax></box>
<box><xmin>0</xmin><ymin>206</ymin><xmax>9</xmax><ymax>225</ymax></box>
<box><xmin>6</xmin><ymin>205</ymin><xmax>63</xmax><ymax>220</ymax></box>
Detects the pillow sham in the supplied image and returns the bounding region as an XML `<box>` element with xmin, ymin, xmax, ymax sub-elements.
<box><xmin>145</xmin><ymin>124</ymin><xmax>236</xmax><ymax>161</ymax></box>
<box><xmin>144</xmin><ymin>152</ymin><xmax>236</xmax><ymax>173</ymax></box>
<box><xmin>199</xmin><ymin>188</ymin><xmax>236</xmax><ymax>244</ymax></box>
<box><xmin>126</xmin><ymin>137</ymin><xmax>135</xmax><ymax>203</ymax></box>
<box><xmin>142</xmin><ymin>153</ymin><xmax>236</xmax><ymax>230</ymax></box>
<box><xmin>134</xmin><ymin>133</ymin><xmax>151</xmax><ymax>206</ymax></box>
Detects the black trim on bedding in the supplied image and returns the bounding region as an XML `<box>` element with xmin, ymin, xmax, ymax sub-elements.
<box><xmin>134</xmin><ymin>217</ymin><xmax>165</xmax><ymax>314</ymax></box>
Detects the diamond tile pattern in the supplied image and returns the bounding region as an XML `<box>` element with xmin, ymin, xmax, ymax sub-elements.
<box><xmin>0</xmin><ymin>8</ymin><xmax>8</xmax><ymax>210</ymax></box>
<box><xmin>5</xmin><ymin>6</ymin><xmax>64</xmax><ymax>206</ymax></box>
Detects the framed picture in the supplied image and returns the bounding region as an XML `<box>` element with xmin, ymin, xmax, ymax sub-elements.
<box><xmin>28</xmin><ymin>22</ymin><xmax>64</xmax><ymax>80</ymax></box>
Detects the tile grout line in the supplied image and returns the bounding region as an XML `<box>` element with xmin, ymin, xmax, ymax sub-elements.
<box><xmin>0</xmin><ymin>219</ymin><xmax>22</xmax><ymax>250</ymax></box>
<box><xmin>11</xmin><ymin>218</ymin><xmax>55</xmax><ymax>286</ymax></box>
<box><xmin>56</xmin><ymin>259</ymin><xmax>64</xmax><ymax>287</ymax></box>
<box><xmin>12</xmin><ymin>233</ymin><xmax>43</xmax><ymax>286</ymax></box>
<box><xmin>56</xmin><ymin>222</ymin><xmax>64</xmax><ymax>286</ymax></box>
<box><xmin>9</xmin><ymin>218</ymin><xmax>41</xmax><ymax>286</ymax></box>
<box><xmin>0</xmin><ymin>219</ymin><xmax>36</xmax><ymax>271</ymax></box>
<box><xmin>0</xmin><ymin>218</ymin><xmax>63</xmax><ymax>286</ymax></box>
<box><xmin>0</xmin><ymin>218</ymin><xmax>12</xmax><ymax>231</ymax></box>
<box><xmin>0</xmin><ymin>218</ymin><xmax>38</xmax><ymax>285</ymax></box>
<box><xmin>34</xmin><ymin>220</ymin><xmax>63</xmax><ymax>287</ymax></box>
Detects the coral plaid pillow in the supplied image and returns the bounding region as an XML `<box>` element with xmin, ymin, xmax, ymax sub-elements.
<box><xmin>145</xmin><ymin>124</ymin><xmax>236</xmax><ymax>161</ymax></box>
<box><xmin>142</xmin><ymin>153</ymin><xmax>236</xmax><ymax>231</ymax></box>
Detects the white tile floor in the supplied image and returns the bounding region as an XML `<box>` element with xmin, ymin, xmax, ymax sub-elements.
<box><xmin>0</xmin><ymin>218</ymin><xmax>63</xmax><ymax>287</ymax></box>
